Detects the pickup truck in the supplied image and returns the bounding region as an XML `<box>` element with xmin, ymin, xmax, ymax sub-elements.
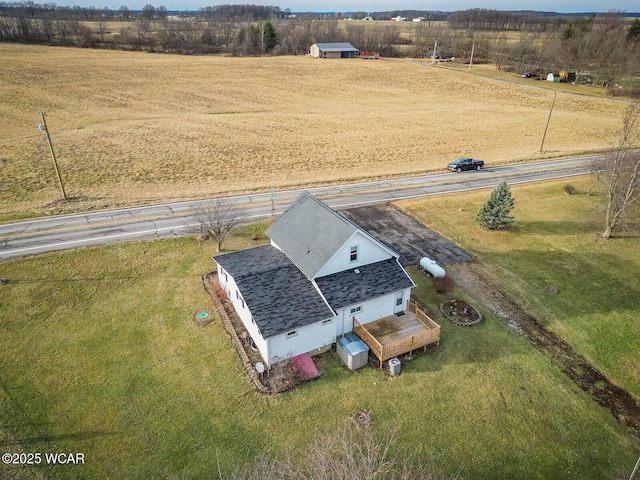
<box><xmin>447</xmin><ymin>157</ymin><xmax>484</xmax><ymax>172</ymax></box>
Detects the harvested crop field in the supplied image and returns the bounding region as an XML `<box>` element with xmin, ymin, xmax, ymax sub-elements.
<box><xmin>0</xmin><ymin>44</ymin><xmax>626</xmax><ymax>217</ymax></box>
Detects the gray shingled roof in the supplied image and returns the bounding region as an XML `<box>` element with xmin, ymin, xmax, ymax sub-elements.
<box><xmin>266</xmin><ymin>192</ymin><xmax>397</xmax><ymax>280</ymax></box>
<box><xmin>314</xmin><ymin>42</ymin><xmax>358</xmax><ymax>52</ymax></box>
<box><xmin>213</xmin><ymin>244</ymin><xmax>334</xmax><ymax>338</ymax></box>
<box><xmin>315</xmin><ymin>258</ymin><xmax>415</xmax><ymax>310</ymax></box>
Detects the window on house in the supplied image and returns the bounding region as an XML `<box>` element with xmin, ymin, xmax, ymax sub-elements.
<box><xmin>241</xmin><ymin>298</ymin><xmax>245</xmax><ymax>309</ymax></box>
<box><xmin>350</xmin><ymin>305</ymin><xmax>362</xmax><ymax>315</ymax></box>
<box><xmin>322</xmin><ymin>318</ymin><xmax>333</xmax><ymax>325</ymax></box>
<box><xmin>350</xmin><ymin>245</ymin><xmax>358</xmax><ymax>262</ymax></box>
<box><xmin>236</xmin><ymin>290</ymin><xmax>239</xmax><ymax>300</ymax></box>
<box><xmin>396</xmin><ymin>291</ymin><xmax>404</xmax><ymax>307</ymax></box>
<box><xmin>287</xmin><ymin>330</ymin><xmax>297</xmax><ymax>338</ymax></box>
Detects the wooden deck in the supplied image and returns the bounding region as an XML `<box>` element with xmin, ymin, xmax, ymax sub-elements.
<box><xmin>353</xmin><ymin>300</ymin><xmax>440</xmax><ymax>368</ymax></box>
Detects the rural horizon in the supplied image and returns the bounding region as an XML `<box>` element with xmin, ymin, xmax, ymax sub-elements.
<box><xmin>5</xmin><ymin>0</ymin><xmax>640</xmax><ymax>15</ymax></box>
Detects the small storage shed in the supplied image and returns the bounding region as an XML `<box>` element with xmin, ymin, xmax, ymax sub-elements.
<box><xmin>547</xmin><ymin>72</ymin><xmax>560</xmax><ymax>82</ymax></box>
<box><xmin>337</xmin><ymin>334</ymin><xmax>369</xmax><ymax>370</ymax></box>
<box><xmin>310</xmin><ymin>42</ymin><xmax>359</xmax><ymax>59</ymax></box>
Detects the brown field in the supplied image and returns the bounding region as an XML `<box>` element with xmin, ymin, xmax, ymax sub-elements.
<box><xmin>0</xmin><ymin>43</ymin><xmax>627</xmax><ymax>218</ymax></box>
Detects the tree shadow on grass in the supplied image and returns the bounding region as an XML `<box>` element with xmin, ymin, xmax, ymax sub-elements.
<box><xmin>510</xmin><ymin>220</ymin><xmax>598</xmax><ymax>236</ymax></box>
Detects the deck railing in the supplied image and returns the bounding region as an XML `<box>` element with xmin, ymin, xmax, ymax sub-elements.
<box><xmin>352</xmin><ymin>321</ymin><xmax>384</xmax><ymax>359</ymax></box>
<box><xmin>407</xmin><ymin>299</ymin><xmax>441</xmax><ymax>331</ymax></box>
<box><xmin>353</xmin><ymin>301</ymin><xmax>441</xmax><ymax>368</ymax></box>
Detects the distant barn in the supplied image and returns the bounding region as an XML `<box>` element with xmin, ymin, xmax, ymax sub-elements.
<box><xmin>309</xmin><ymin>42</ymin><xmax>359</xmax><ymax>59</ymax></box>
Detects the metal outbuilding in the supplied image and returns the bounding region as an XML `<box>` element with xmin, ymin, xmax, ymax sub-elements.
<box><xmin>309</xmin><ymin>42</ymin><xmax>359</xmax><ymax>58</ymax></box>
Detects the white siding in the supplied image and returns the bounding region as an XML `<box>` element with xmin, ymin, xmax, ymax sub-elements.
<box><xmin>335</xmin><ymin>287</ymin><xmax>413</xmax><ymax>336</ymax></box>
<box><xmin>310</xmin><ymin>44</ymin><xmax>320</xmax><ymax>57</ymax></box>
<box><xmin>316</xmin><ymin>231</ymin><xmax>392</xmax><ymax>278</ymax></box>
<box><xmin>216</xmin><ymin>263</ymin><xmax>269</xmax><ymax>362</ymax></box>
<box><xmin>267</xmin><ymin>317</ymin><xmax>337</xmax><ymax>366</ymax></box>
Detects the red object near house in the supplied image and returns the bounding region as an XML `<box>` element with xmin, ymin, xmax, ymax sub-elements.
<box><xmin>290</xmin><ymin>352</ymin><xmax>320</xmax><ymax>380</ymax></box>
<box><xmin>360</xmin><ymin>51</ymin><xmax>380</xmax><ymax>59</ymax></box>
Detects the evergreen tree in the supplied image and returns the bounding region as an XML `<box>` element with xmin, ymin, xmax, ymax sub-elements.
<box><xmin>476</xmin><ymin>181</ymin><xmax>515</xmax><ymax>230</ymax></box>
<box><xmin>245</xmin><ymin>21</ymin><xmax>278</xmax><ymax>55</ymax></box>
<box><xmin>562</xmin><ymin>23</ymin><xmax>574</xmax><ymax>40</ymax></box>
<box><xmin>626</xmin><ymin>18</ymin><xmax>640</xmax><ymax>42</ymax></box>
<box><xmin>259</xmin><ymin>20</ymin><xmax>278</xmax><ymax>53</ymax></box>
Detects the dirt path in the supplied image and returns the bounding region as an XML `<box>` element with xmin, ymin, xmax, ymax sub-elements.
<box><xmin>449</xmin><ymin>262</ymin><xmax>640</xmax><ymax>436</ymax></box>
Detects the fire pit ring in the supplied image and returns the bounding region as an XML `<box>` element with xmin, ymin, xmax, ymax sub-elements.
<box><xmin>440</xmin><ymin>300</ymin><xmax>482</xmax><ymax>327</ymax></box>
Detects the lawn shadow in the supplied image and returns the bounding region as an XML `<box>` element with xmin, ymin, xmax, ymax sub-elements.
<box><xmin>511</xmin><ymin>220</ymin><xmax>597</xmax><ymax>236</ymax></box>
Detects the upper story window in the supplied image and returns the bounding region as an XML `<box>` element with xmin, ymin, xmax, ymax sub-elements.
<box><xmin>350</xmin><ymin>245</ymin><xmax>358</xmax><ymax>262</ymax></box>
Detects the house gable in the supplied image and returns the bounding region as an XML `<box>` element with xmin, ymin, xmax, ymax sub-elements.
<box><xmin>315</xmin><ymin>258</ymin><xmax>415</xmax><ymax>311</ymax></box>
<box><xmin>315</xmin><ymin>230</ymin><xmax>393</xmax><ymax>278</ymax></box>
<box><xmin>266</xmin><ymin>193</ymin><xmax>357</xmax><ymax>279</ymax></box>
<box><xmin>266</xmin><ymin>192</ymin><xmax>399</xmax><ymax>279</ymax></box>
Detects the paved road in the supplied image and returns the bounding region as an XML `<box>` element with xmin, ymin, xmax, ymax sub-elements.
<box><xmin>0</xmin><ymin>156</ymin><xmax>595</xmax><ymax>261</ymax></box>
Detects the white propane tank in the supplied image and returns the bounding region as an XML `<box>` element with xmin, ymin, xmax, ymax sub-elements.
<box><xmin>420</xmin><ymin>257</ymin><xmax>445</xmax><ymax>278</ymax></box>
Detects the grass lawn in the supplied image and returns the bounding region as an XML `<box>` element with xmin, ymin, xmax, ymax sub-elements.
<box><xmin>396</xmin><ymin>176</ymin><xmax>640</xmax><ymax>400</ymax></box>
<box><xmin>1</xmin><ymin>203</ymin><xmax>639</xmax><ymax>479</ymax></box>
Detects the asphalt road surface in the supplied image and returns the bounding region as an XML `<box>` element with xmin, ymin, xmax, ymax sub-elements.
<box><xmin>0</xmin><ymin>156</ymin><xmax>595</xmax><ymax>261</ymax></box>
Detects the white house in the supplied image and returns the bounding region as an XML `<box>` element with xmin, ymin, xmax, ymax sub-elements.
<box><xmin>213</xmin><ymin>192</ymin><xmax>415</xmax><ymax>367</ymax></box>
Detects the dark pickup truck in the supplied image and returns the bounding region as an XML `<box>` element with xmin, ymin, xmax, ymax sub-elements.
<box><xmin>447</xmin><ymin>157</ymin><xmax>484</xmax><ymax>172</ymax></box>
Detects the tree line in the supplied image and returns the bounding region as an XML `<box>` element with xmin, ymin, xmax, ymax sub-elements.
<box><xmin>487</xmin><ymin>12</ymin><xmax>640</xmax><ymax>88</ymax></box>
<box><xmin>0</xmin><ymin>2</ymin><xmax>638</xmax><ymax>88</ymax></box>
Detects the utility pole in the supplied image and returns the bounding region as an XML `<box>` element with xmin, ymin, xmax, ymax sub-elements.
<box><xmin>468</xmin><ymin>44</ymin><xmax>475</xmax><ymax>71</ymax></box>
<box><xmin>431</xmin><ymin>40</ymin><xmax>437</xmax><ymax>65</ymax></box>
<box><xmin>539</xmin><ymin>92</ymin><xmax>557</xmax><ymax>153</ymax></box>
<box><xmin>38</xmin><ymin>112</ymin><xmax>67</xmax><ymax>200</ymax></box>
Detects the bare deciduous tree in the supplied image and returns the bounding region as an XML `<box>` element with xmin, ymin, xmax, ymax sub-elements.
<box><xmin>193</xmin><ymin>199</ymin><xmax>244</xmax><ymax>252</ymax></box>
<box><xmin>96</xmin><ymin>18</ymin><xmax>108</xmax><ymax>42</ymax></box>
<box><xmin>226</xmin><ymin>424</ymin><xmax>458</xmax><ymax>480</ymax></box>
<box><xmin>589</xmin><ymin>101</ymin><xmax>640</xmax><ymax>238</ymax></box>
